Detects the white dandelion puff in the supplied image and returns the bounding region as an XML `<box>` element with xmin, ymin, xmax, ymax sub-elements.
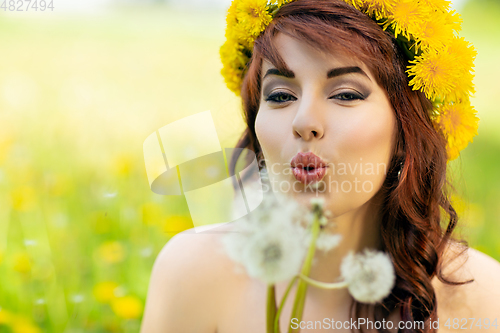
<box><xmin>222</xmin><ymin>192</ymin><xmax>309</xmax><ymax>284</ymax></box>
<box><xmin>308</xmin><ymin>232</ymin><xmax>342</xmax><ymax>252</ymax></box>
<box><xmin>318</xmin><ymin>216</ymin><xmax>328</xmax><ymax>226</ymax></box>
<box><xmin>240</xmin><ymin>222</ymin><xmax>308</xmax><ymax>284</ymax></box>
<box><xmin>70</xmin><ymin>294</ymin><xmax>85</xmax><ymax>303</ymax></box>
<box><xmin>310</xmin><ymin>197</ymin><xmax>325</xmax><ymax>210</ymax></box>
<box><xmin>24</xmin><ymin>239</ymin><xmax>38</xmax><ymax>247</ymax></box>
<box><xmin>340</xmin><ymin>249</ymin><xmax>395</xmax><ymax>304</ymax></box>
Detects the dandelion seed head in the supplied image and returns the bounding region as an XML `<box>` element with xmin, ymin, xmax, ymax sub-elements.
<box><xmin>341</xmin><ymin>249</ymin><xmax>395</xmax><ymax>304</ymax></box>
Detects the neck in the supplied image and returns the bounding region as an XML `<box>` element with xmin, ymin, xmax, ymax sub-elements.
<box><xmin>304</xmin><ymin>191</ymin><xmax>384</xmax><ymax>306</ymax></box>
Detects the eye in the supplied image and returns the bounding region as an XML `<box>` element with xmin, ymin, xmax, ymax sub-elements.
<box><xmin>331</xmin><ymin>92</ymin><xmax>364</xmax><ymax>101</ymax></box>
<box><xmin>265</xmin><ymin>92</ymin><xmax>297</xmax><ymax>103</ymax></box>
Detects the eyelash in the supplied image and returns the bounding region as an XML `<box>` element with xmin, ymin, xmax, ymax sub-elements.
<box><xmin>265</xmin><ymin>91</ymin><xmax>364</xmax><ymax>103</ymax></box>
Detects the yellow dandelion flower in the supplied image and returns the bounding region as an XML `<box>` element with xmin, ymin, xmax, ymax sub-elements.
<box><xmin>0</xmin><ymin>308</ymin><xmax>13</xmax><ymax>325</ymax></box>
<box><xmin>93</xmin><ymin>281</ymin><xmax>119</xmax><ymax>304</ymax></box>
<box><xmin>414</xmin><ymin>11</ymin><xmax>455</xmax><ymax>52</ymax></box>
<box><xmin>220</xmin><ymin>39</ymin><xmax>249</xmax><ymax>72</ymax></box>
<box><xmin>417</xmin><ymin>0</ymin><xmax>451</xmax><ymax>12</ymax></box>
<box><xmin>442</xmin><ymin>37</ymin><xmax>476</xmax><ymax>101</ymax></box>
<box><xmin>111</xmin><ymin>296</ymin><xmax>143</xmax><ymax>320</ymax></box>
<box><xmin>407</xmin><ymin>49</ymin><xmax>461</xmax><ymax>100</ymax></box>
<box><xmin>220</xmin><ymin>38</ymin><xmax>250</xmax><ymax>95</ymax></box>
<box><xmin>447</xmin><ymin>36</ymin><xmax>476</xmax><ymax>70</ymax></box>
<box><xmin>277</xmin><ymin>0</ymin><xmax>294</xmax><ymax>5</ymax></box>
<box><xmin>443</xmin><ymin>9</ymin><xmax>462</xmax><ymax>33</ymax></box>
<box><xmin>225</xmin><ymin>0</ymin><xmax>239</xmax><ymax>27</ymax></box>
<box><xmin>162</xmin><ymin>215</ymin><xmax>193</xmax><ymax>236</ymax></box>
<box><xmin>446</xmin><ymin>36</ymin><xmax>476</xmax><ymax>99</ymax></box>
<box><xmin>97</xmin><ymin>241</ymin><xmax>126</xmax><ymax>264</ymax></box>
<box><xmin>111</xmin><ymin>153</ymin><xmax>134</xmax><ymax>177</ymax></box>
<box><xmin>221</xmin><ymin>65</ymin><xmax>244</xmax><ymax>95</ymax></box>
<box><xmin>387</xmin><ymin>0</ymin><xmax>428</xmax><ymax>39</ymax></box>
<box><xmin>350</xmin><ymin>0</ymin><xmax>395</xmax><ymax>20</ymax></box>
<box><xmin>10</xmin><ymin>317</ymin><xmax>41</xmax><ymax>333</ymax></box>
<box><xmin>434</xmin><ymin>100</ymin><xmax>479</xmax><ymax>160</ymax></box>
<box><xmin>225</xmin><ymin>0</ymin><xmax>254</xmax><ymax>48</ymax></box>
<box><xmin>226</xmin><ymin>24</ymin><xmax>254</xmax><ymax>49</ymax></box>
<box><xmin>10</xmin><ymin>185</ymin><xmax>37</xmax><ymax>211</ymax></box>
<box><xmin>13</xmin><ymin>252</ymin><xmax>31</xmax><ymax>274</ymax></box>
<box><xmin>236</xmin><ymin>0</ymin><xmax>273</xmax><ymax>38</ymax></box>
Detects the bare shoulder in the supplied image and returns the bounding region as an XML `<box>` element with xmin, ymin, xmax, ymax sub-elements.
<box><xmin>140</xmin><ymin>223</ymin><xmax>239</xmax><ymax>333</ymax></box>
<box><xmin>433</xmin><ymin>242</ymin><xmax>500</xmax><ymax>329</ymax></box>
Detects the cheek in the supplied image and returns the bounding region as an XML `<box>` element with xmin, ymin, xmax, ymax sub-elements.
<box><xmin>337</xmin><ymin>105</ymin><xmax>395</xmax><ymax>165</ymax></box>
<box><xmin>255</xmin><ymin>110</ymin><xmax>288</xmax><ymax>159</ymax></box>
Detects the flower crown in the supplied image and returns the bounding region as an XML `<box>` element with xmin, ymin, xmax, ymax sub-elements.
<box><xmin>220</xmin><ymin>0</ymin><xmax>479</xmax><ymax>161</ymax></box>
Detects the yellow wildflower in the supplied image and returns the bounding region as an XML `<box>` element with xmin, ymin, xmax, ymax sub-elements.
<box><xmin>162</xmin><ymin>215</ymin><xmax>193</xmax><ymax>236</ymax></box>
<box><xmin>220</xmin><ymin>39</ymin><xmax>250</xmax><ymax>73</ymax></box>
<box><xmin>407</xmin><ymin>48</ymin><xmax>461</xmax><ymax>100</ymax></box>
<box><xmin>434</xmin><ymin>100</ymin><xmax>479</xmax><ymax>160</ymax></box>
<box><xmin>447</xmin><ymin>36</ymin><xmax>476</xmax><ymax>70</ymax></box>
<box><xmin>0</xmin><ymin>308</ymin><xmax>13</xmax><ymax>324</ymax></box>
<box><xmin>93</xmin><ymin>281</ymin><xmax>119</xmax><ymax>304</ymax></box>
<box><xmin>10</xmin><ymin>185</ymin><xmax>37</xmax><ymax>211</ymax></box>
<box><xmin>236</xmin><ymin>0</ymin><xmax>273</xmax><ymax>38</ymax></box>
<box><xmin>386</xmin><ymin>0</ymin><xmax>428</xmax><ymax>39</ymax></box>
<box><xmin>10</xmin><ymin>317</ymin><xmax>42</xmax><ymax>333</ymax></box>
<box><xmin>97</xmin><ymin>241</ymin><xmax>126</xmax><ymax>264</ymax></box>
<box><xmin>13</xmin><ymin>252</ymin><xmax>31</xmax><ymax>274</ymax></box>
<box><xmin>111</xmin><ymin>153</ymin><xmax>134</xmax><ymax>177</ymax></box>
<box><xmin>111</xmin><ymin>295</ymin><xmax>143</xmax><ymax>320</ymax></box>
<box><xmin>220</xmin><ymin>38</ymin><xmax>250</xmax><ymax>95</ymax></box>
<box><xmin>443</xmin><ymin>9</ymin><xmax>462</xmax><ymax>32</ymax></box>
<box><xmin>444</xmin><ymin>36</ymin><xmax>476</xmax><ymax>100</ymax></box>
<box><xmin>351</xmin><ymin>0</ymin><xmax>395</xmax><ymax>20</ymax></box>
<box><xmin>221</xmin><ymin>65</ymin><xmax>244</xmax><ymax>96</ymax></box>
<box><xmin>417</xmin><ymin>0</ymin><xmax>451</xmax><ymax>12</ymax></box>
<box><xmin>225</xmin><ymin>0</ymin><xmax>253</xmax><ymax>48</ymax></box>
<box><xmin>414</xmin><ymin>11</ymin><xmax>455</xmax><ymax>52</ymax></box>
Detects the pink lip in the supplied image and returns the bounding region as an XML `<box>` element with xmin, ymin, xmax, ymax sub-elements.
<box><xmin>290</xmin><ymin>152</ymin><xmax>328</xmax><ymax>185</ymax></box>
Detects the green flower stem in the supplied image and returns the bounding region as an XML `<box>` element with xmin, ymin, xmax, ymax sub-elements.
<box><xmin>288</xmin><ymin>214</ymin><xmax>321</xmax><ymax>333</ymax></box>
<box><xmin>274</xmin><ymin>276</ymin><xmax>299</xmax><ymax>333</ymax></box>
<box><xmin>299</xmin><ymin>274</ymin><xmax>348</xmax><ymax>289</ymax></box>
<box><xmin>267</xmin><ymin>284</ymin><xmax>278</xmax><ymax>333</ymax></box>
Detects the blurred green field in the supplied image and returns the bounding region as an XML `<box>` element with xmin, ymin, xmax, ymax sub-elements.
<box><xmin>0</xmin><ymin>1</ymin><xmax>499</xmax><ymax>332</ymax></box>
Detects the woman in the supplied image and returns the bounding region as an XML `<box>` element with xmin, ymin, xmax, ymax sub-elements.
<box><xmin>140</xmin><ymin>0</ymin><xmax>500</xmax><ymax>332</ymax></box>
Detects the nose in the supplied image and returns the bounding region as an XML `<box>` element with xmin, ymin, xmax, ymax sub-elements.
<box><xmin>292</xmin><ymin>96</ymin><xmax>325</xmax><ymax>141</ymax></box>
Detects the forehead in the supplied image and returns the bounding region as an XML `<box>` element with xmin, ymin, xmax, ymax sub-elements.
<box><xmin>262</xmin><ymin>33</ymin><xmax>374</xmax><ymax>80</ymax></box>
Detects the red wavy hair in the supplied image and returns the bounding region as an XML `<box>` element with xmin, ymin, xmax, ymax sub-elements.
<box><xmin>228</xmin><ymin>0</ymin><xmax>470</xmax><ymax>332</ymax></box>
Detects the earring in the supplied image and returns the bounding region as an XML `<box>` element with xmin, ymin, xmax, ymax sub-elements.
<box><xmin>397</xmin><ymin>161</ymin><xmax>404</xmax><ymax>181</ymax></box>
<box><xmin>257</xmin><ymin>151</ymin><xmax>266</xmax><ymax>170</ymax></box>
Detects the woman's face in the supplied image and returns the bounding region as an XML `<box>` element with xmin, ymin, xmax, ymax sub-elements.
<box><xmin>255</xmin><ymin>33</ymin><xmax>397</xmax><ymax>217</ymax></box>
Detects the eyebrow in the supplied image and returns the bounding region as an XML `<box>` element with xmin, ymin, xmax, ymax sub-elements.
<box><xmin>327</xmin><ymin>66</ymin><xmax>370</xmax><ymax>80</ymax></box>
<box><xmin>262</xmin><ymin>66</ymin><xmax>370</xmax><ymax>81</ymax></box>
